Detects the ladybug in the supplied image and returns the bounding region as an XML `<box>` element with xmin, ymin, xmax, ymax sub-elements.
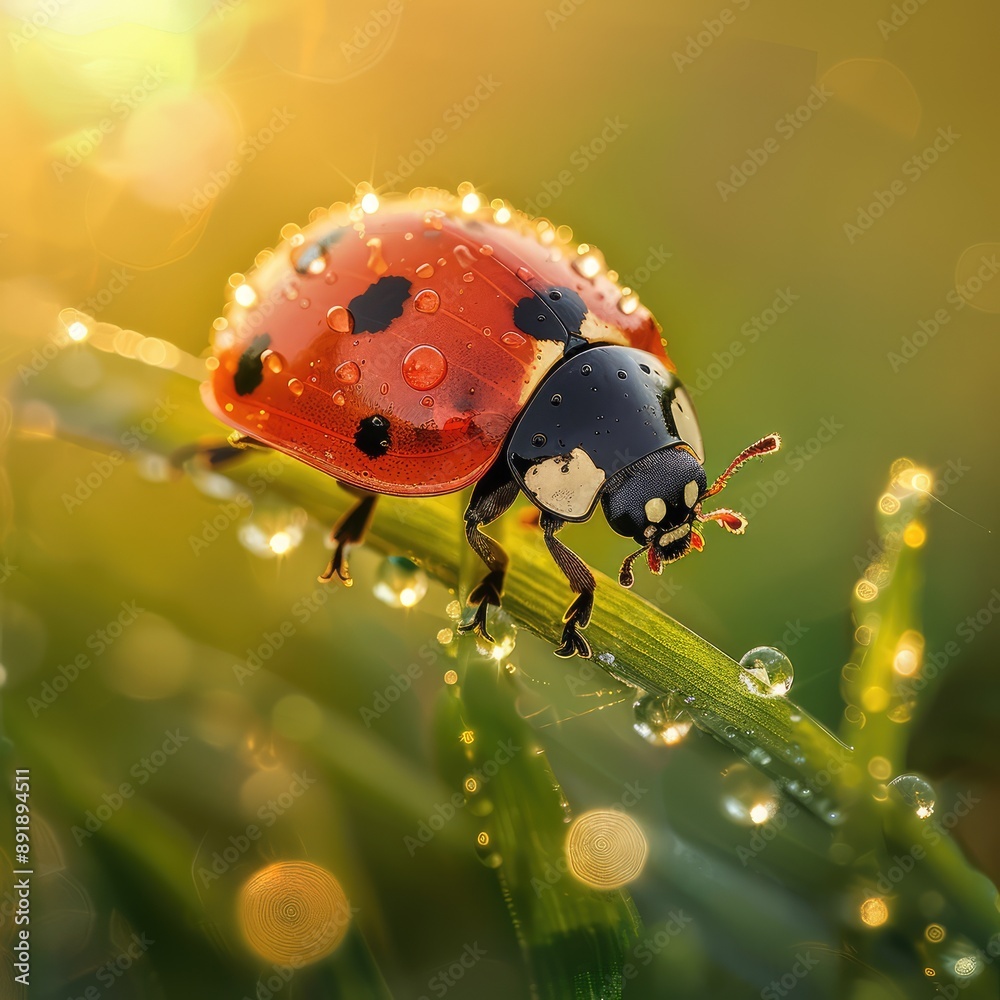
<box><xmin>201</xmin><ymin>186</ymin><xmax>780</xmax><ymax>658</ymax></box>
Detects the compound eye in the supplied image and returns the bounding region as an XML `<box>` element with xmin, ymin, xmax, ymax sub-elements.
<box><xmin>683</xmin><ymin>479</ymin><xmax>700</xmax><ymax>509</ymax></box>
<box><xmin>644</xmin><ymin>497</ymin><xmax>667</xmax><ymax>523</ymax></box>
<box><xmin>671</xmin><ymin>386</ymin><xmax>704</xmax><ymax>463</ymax></box>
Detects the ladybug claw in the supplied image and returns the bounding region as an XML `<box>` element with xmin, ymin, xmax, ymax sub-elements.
<box><xmin>554</xmin><ymin>624</ymin><xmax>592</xmax><ymax>659</ymax></box>
<box><xmin>457</xmin><ymin>601</ymin><xmax>495</xmax><ymax>643</ymax></box>
<box><xmin>318</xmin><ymin>544</ymin><xmax>353</xmax><ymax>587</ymax></box>
<box><xmin>554</xmin><ymin>593</ymin><xmax>593</xmax><ymax>658</ymax></box>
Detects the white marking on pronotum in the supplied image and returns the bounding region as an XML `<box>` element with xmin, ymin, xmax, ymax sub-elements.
<box><xmin>524</xmin><ymin>448</ymin><xmax>606</xmax><ymax>519</ymax></box>
<box><xmin>658</xmin><ymin>523</ymin><xmax>691</xmax><ymax>547</ymax></box>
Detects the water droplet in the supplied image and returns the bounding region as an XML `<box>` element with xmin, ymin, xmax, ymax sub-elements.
<box><xmin>380</xmin><ymin>382</ymin><xmax>389</xmax><ymax>395</ymax></box>
<box><xmin>501</xmin><ymin>332</ymin><xmax>526</xmax><ymax>347</ymax></box>
<box><xmin>436</xmin><ymin>627</ymin><xmax>453</xmax><ymax>644</ymax></box>
<box><xmin>573</xmin><ymin>253</ymin><xmax>601</xmax><ymax>279</ymax></box>
<box><xmin>334</xmin><ymin>361</ymin><xmax>360</xmax><ymax>384</ymax></box>
<box><xmin>721</xmin><ymin>764</ymin><xmax>780</xmax><ymax>826</ymax></box>
<box><xmin>400</xmin><ymin>344</ymin><xmax>448</xmax><ymax>391</ymax></box>
<box><xmin>373</xmin><ymin>556</ymin><xmax>428</xmax><ymax>609</ymax></box>
<box><xmin>414</xmin><ymin>289</ymin><xmax>440</xmax><ymax>314</ymax></box>
<box><xmin>326</xmin><ymin>305</ymin><xmax>354</xmax><ymax>334</ymax></box>
<box><xmin>288</xmin><ymin>378</ymin><xmax>304</xmax><ymax>397</ymax></box>
<box><xmin>516</xmin><ymin>266</ymin><xmax>533</xmax><ymax>282</ymax></box>
<box><xmin>331</xmin><ymin>389</ymin><xmax>346</xmax><ymax>406</ymax></box>
<box><xmin>324</xmin><ymin>272</ymin><xmax>338</xmax><ymax>285</ymax></box>
<box><xmin>423</xmin><ymin>210</ymin><xmax>445</xmax><ymax>230</ymax></box>
<box><xmin>419</xmin><ymin>395</ymin><xmax>433</xmax><ymax>407</ymax></box>
<box><xmin>263</xmin><ymin>351</ymin><xmax>284</xmax><ymax>374</ymax></box>
<box><xmin>299</xmin><ymin>297</ymin><xmax>310</xmax><ymax>308</ymax></box>
<box><xmin>454</xmin><ymin>244</ymin><xmax>476</xmax><ymax>269</ymax></box>
<box><xmin>889</xmin><ymin>774</ymin><xmax>936</xmax><ymax>818</ymax></box>
<box><xmin>618</xmin><ymin>292</ymin><xmax>639</xmax><ymax>315</ymax></box>
<box><xmin>462</xmin><ymin>271</ymin><xmax>474</xmax><ymax>283</ymax></box>
<box><xmin>550</xmin><ymin>393</ymin><xmax>562</xmax><ymax>406</ymax></box>
<box><xmin>739</xmin><ymin>646</ymin><xmax>794</xmax><ymax>697</ymax></box>
<box><xmin>367</xmin><ymin>238</ymin><xmax>388</xmax><ymax>276</ymax></box>
<box><xmin>479</xmin><ymin>244</ymin><xmax>493</xmax><ymax>256</ymax></box>
<box><xmin>475</xmin><ymin>614</ymin><xmax>517</xmax><ymax>661</ymax></box>
<box><xmin>632</xmin><ymin>692</ymin><xmax>693</xmax><ymax>746</ymax></box>
<box><xmin>416</xmin><ymin>262</ymin><xmax>434</xmax><ymax>278</ymax></box>
<box><xmin>747</xmin><ymin>746</ymin><xmax>772</xmax><ymax>767</ymax></box>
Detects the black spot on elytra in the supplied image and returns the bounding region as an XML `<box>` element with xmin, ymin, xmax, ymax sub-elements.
<box><xmin>355</xmin><ymin>414</ymin><xmax>391</xmax><ymax>458</ymax></box>
<box><xmin>234</xmin><ymin>333</ymin><xmax>271</xmax><ymax>396</ymax></box>
<box><xmin>512</xmin><ymin>286</ymin><xmax>588</xmax><ymax>344</ymax></box>
<box><xmin>349</xmin><ymin>275</ymin><xmax>412</xmax><ymax>333</ymax></box>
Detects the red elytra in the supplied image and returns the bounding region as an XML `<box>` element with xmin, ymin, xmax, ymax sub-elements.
<box><xmin>205</xmin><ymin>194</ymin><xmax>667</xmax><ymax>497</ymax></box>
<box><xmin>201</xmin><ymin>187</ymin><xmax>780</xmax><ymax>659</ymax></box>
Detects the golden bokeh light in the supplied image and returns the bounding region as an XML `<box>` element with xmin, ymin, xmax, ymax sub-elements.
<box><xmin>860</xmin><ymin>897</ymin><xmax>888</xmax><ymax>927</ymax></box>
<box><xmin>565</xmin><ymin>810</ymin><xmax>648</xmax><ymax>890</ymax></box>
<box><xmin>237</xmin><ymin>861</ymin><xmax>350</xmax><ymax>966</ymax></box>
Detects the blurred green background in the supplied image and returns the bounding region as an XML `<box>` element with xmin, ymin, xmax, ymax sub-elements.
<box><xmin>0</xmin><ymin>0</ymin><xmax>998</xmax><ymax>997</ymax></box>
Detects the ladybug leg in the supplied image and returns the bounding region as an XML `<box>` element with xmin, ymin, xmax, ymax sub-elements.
<box><xmin>539</xmin><ymin>513</ymin><xmax>595</xmax><ymax>660</ymax></box>
<box><xmin>457</xmin><ymin>462</ymin><xmax>519</xmax><ymax>643</ymax></box>
<box><xmin>319</xmin><ymin>491</ymin><xmax>378</xmax><ymax>587</ymax></box>
<box><xmin>171</xmin><ymin>432</ymin><xmax>269</xmax><ymax>469</ymax></box>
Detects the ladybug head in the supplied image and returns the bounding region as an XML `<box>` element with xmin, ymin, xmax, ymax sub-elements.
<box><xmin>600</xmin><ymin>434</ymin><xmax>781</xmax><ymax>587</ymax></box>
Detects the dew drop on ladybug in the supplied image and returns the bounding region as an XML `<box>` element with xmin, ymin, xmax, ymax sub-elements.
<box><xmin>326</xmin><ymin>306</ymin><xmax>354</xmax><ymax>334</ymax></box>
<box><xmin>401</xmin><ymin>345</ymin><xmax>447</xmax><ymax>391</ymax></box>
<box><xmin>335</xmin><ymin>361</ymin><xmax>360</xmax><ymax>384</ymax></box>
<box><xmin>413</xmin><ymin>289</ymin><xmax>440</xmax><ymax>314</ymax></box>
